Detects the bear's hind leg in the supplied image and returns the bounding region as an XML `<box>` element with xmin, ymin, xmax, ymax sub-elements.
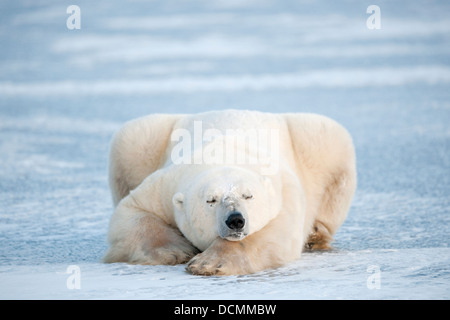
<box><xmin>305</xmin><ymin>169</ymin><xmax>356</xmax><ymax>251</ymax></box>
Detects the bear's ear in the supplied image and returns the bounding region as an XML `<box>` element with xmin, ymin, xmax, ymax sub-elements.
<box><xmin>172</xmin><ymin>192</ymin><xmax>184</xmax><ymax>210</ymax></box>
<box><xmin>262</xmin><ymin>176</ymin><xmax>272</xmax><ymax>190</ymax></box>
<box><xmin>262</xmin><ymin>176</ymin><xmax>277</xmax><ymax>196</ymax></box>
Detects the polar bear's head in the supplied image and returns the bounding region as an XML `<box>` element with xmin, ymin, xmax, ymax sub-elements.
<box><xmin>172</xmin><ymin>166</ymin><xmax>282</xmax><ymax>251</ymax></box>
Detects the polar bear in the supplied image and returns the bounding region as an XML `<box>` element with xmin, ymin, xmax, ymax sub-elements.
<box><xmin>103</xmin><ymin>110</ymin><xmax>356</xmax><ymax>275</ymax></box>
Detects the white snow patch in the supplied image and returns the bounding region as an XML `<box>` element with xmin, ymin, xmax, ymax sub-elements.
<box><xmin>1</xmin><ymin>248</ymin><xmax>448</xmax><ymax>299</ymax></box>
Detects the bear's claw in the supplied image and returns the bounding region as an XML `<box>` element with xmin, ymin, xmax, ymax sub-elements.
<box><xmin>305</xmin><ymin>221</ymin><xmax>333</xmax><ymax>250</ymax></box>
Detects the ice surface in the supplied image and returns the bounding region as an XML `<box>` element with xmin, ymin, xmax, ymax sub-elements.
<box><xmin>0</xmin><ymin>0</ymin><xmax>449</xmax><ymax>299</ymax></box>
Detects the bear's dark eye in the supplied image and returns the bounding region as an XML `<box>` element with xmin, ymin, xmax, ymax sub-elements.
<box><xmin>206</xmin><ymin>198</ymin><xmax>217</xmax><ymax>204</ymax></box>
<box><xmin>243</xmin><ymin>194</ymin><xmax>253</xmax><ymax>200</ymax></box>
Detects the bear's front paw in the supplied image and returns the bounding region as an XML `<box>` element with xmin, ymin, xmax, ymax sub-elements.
<box><xmin>186</xmin><ymin>239</ymin><xmax>254</xmax><ymax>276</ymax></box>
<box><xmin>147</xmin><ymin>242</ymin><xmax>199</xmax><ymax>265</ymax></box>
<box><xmin>186</xmin><ymin>252</ymin><xmax>230</xmax><ymax>276</ymax></box>
<box><xmin>140</xmin><ymin>229</ymin><xmax>200</xmax><ymax>265</ymax></box>
<box><xmin>104</xmin><ymin>225</ymin><xmax>200</xmax><ymax>266</ymax></box>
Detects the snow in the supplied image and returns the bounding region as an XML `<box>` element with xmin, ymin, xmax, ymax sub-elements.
<box><xmin>0</xmin><ymin>0</ymin><xmax>449</xmax><ymax>299</ymax></box>
<box><xmin>1</xmin><ymin>248</ymin><xmax>449</xmax><ymax>300</ymax></box>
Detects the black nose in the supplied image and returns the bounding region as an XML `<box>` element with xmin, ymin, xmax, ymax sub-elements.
<box><xmin>225</xmin><ymin>212</ymin><xmax>245</xmax><ymax>231</ymax></box>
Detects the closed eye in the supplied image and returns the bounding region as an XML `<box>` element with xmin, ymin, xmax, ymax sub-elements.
<box><xmin>206</xmin><ymin>198</ymin><xmax>217</xmax><ymax>204</ymax></box>
<box><xmin>243</xmin><ymin>194</ymin><xmax>253</xmax><ymax>200</ymax></box>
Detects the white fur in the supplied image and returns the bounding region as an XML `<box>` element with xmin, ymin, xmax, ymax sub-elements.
<box><xmin>103</xmin><ymin>110</ymin><xmax>356</xmax><ymax>275</ymax></box>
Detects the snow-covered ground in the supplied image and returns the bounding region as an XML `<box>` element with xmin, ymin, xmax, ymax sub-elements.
<box><xmin>0</xmin><ymin>0</ymin><xmax>449</xmax><ymax>299</ymax></box>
